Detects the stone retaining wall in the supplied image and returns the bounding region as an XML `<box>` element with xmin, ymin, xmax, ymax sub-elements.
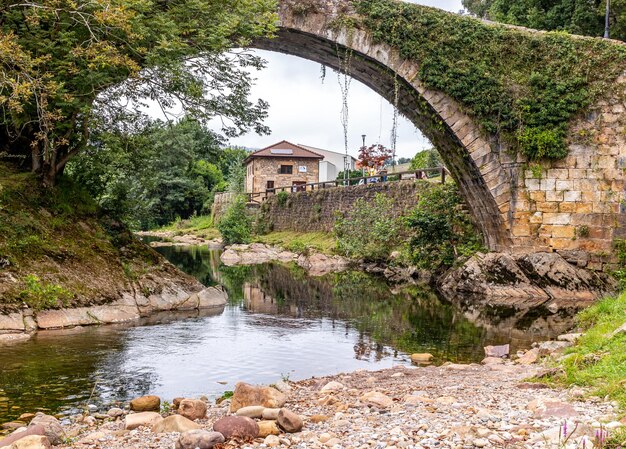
<box><xmin>257</xmin><ymin>180</ymin><xmax>433</xmax><ymax>233</ymax></box>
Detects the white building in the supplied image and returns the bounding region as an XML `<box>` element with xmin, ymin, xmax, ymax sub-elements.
<box><xmin>298</xmin><ymin>144</ymin><xmax>357</xmax><ymax>183</ymax></box>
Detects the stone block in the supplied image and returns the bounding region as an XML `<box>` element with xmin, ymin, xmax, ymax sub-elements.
<box><xmin>540</xmin><ymin>178</ymin><xmax>556</xmax><ymax>191</ymax></box>
<box><xmin>569</xmin><ymin>169</ymin><xmax>587</xmax><ymax>179</ymax></box>
<box><xmin>536</xmin><ymin>202</ymin><xmax>559</xmax><ymax>213</ymax></box>
<box><xmin>543</xmin><ymin>213</ymin><xmax>571</xmax><ymax>225</ymax></box>
<box><xmin>556</xmin><ymin>180</ymin><xmax>573</xmax><ymax>191</ymax></box>
<box><xmin>547</xmin><ymin>169</ymin><xmax>569</xmax><ymax>180</ymax></box>
<box><xmin>529</xmin><ymin>191</ymin><xmax>546</xmax><ymax>202</ymax></box>
<box><xmin>512</xmin><ymin>224</ymin><xmax>531</xmax><ymax>237</ymax></box>
<box><xmin>546</xmin><ymin>191</ymin><xmax>564</xmax><ymax>202</ymax></box>
<box><xmin>551</xmin><ymin>226</ymin><xmax>576</xmax><ymax>239</ymax></box>
<box><xmin>525</xmin><ymin>178</ymin><xmax>540</xmax><ymax>191</ymax></box>
<box><xmin>549</xmin><ymin>238</ymin><xmax>578</xmax><ymax>251</ymax></box>
<box><xmin>559</xmin><ymin>202</ymin><xmax>577</xmax><ymax>213</ymax></box>
<box><xmin>564</xmin><ymin>191</ymin><xmax>582</xmax><ymax>202</ymax></box>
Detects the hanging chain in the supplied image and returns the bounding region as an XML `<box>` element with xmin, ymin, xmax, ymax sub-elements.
<box><xmin>336</xmin><ymin>45</ymin><xmax>353</xmax><ymax>182</ymax></box>
<box><xmin>390</xmin><ymin>73</ymin><xmax>399</xmax><ymax>168</ymax></box>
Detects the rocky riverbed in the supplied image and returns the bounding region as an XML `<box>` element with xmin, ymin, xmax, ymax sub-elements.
<box><xmin>2</xmin><ymin>339</ymin><xmax>624</xmax><ymax>449</ymax></box>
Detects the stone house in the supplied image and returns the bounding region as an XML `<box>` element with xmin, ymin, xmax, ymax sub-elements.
<box><xmin>244</xmin><ymin>141</ymin><xmax>324</xmax><ymax>195</ymax></box>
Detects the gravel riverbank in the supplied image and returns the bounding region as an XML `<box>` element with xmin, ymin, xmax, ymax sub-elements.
<box><xmin>6</xmin><ymin>356</ymin><xmax>621</xmax><ymax>449</ymax></box>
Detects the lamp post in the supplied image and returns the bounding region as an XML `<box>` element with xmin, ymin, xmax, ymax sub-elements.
<box><xmin>361</xmin><ymin>134</ymin><xmax>366</xmax><ymax>176</ymax></box>
<box><xmin>605</xmin><ymin>0</ymin><xmax>611</xmax><ymax>39</ymax></box>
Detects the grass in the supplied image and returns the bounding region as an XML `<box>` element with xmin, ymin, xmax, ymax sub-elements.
<box><xmin>253</xmin><ymin>231</ymin><xmax>336</xmax><ymax>255</ymax></box>
<box><xmin>0</xmin><ymin>163</ymin><xmax>163</xmax><ymax>310</ymax></box>
<box><xmin>555</xmin><ymin>292</ymin><xmax>626</xmax><ymax>409</ymax></box>
<box><xmin>156</xmin><ymin>215</ymin><xmax>221</xmax><ymax>240</ymax></box>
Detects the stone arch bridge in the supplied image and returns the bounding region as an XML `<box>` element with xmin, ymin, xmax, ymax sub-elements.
<box><xmin>252</xmin><ymin>0</ymin><xmax>626</xmax><ymax>268</ymax></box>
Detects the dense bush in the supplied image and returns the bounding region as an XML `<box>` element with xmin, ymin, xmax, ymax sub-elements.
<box><xmin>217</xmin><ymin>196</ymin><xmax>252</xmax><ymax>245</ymax></box>
<box><xmin>354</xmin><ymin>0</ymin><xmax>626</xmax><ymax>161</ymax></box>
<box><xmin>334</xmin><ymin>193</ymin><xmax>403</xmax><ymax>261</ymax></box>
<box><xmin>406</xmin><ymin>184</ymin><xmax>484</xmax><ymax>270</ymax></box>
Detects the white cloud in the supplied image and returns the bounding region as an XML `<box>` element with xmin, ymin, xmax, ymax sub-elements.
<box><xmin>227</xmin><ymin>0</ymin><xmax>464</xmax><ymax>160</ymax></box>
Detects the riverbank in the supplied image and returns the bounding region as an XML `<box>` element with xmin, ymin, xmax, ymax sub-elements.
<box><xmin>0</xmin><ymin>165</ymin><xmax>228</xmax><ymax>343</ymax></box>
<box><xmin>4</xmin><ymin>344</ymin><xmax>624</xmax><ymax>449</ymax></box>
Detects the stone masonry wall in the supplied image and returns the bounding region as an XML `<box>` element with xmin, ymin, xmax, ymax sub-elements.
<box><xmin>259</xmin><ymin>180</ymin><xmax>433</xmax><ymax>233</ymax></box>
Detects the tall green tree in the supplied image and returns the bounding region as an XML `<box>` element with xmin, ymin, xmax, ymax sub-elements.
<box><xmin>463</xmin><ymin>0</ymin><xmax>626</xmax><ymax>41</ymax></box>
<box><xmin>0</xmin><ymin>0</ymin><xmax>277</xmax><ymax>186</ymax></box>
<box><xmin>67</xmin><ymin>118</ymin><xmax>242</xmax><ymax>229</ymax></box>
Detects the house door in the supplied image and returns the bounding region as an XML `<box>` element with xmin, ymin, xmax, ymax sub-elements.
<box><xmin>292</xmin><ymin>181</ymin><xmax>306</xmax><ymax>192</ymax></box>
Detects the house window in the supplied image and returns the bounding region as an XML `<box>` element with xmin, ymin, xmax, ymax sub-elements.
<box><xmin>279</xmin><ymin>165</ymin><xmax>293</xmax><ymax>174</ymax></box>
<box><xmin>266</xmin><ymin>181</ymin><xmax>275</xmax><ymax>191</ymax></box>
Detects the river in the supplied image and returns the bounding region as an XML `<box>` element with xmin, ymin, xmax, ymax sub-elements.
<box><xmin>0</xmin><ymin>245</ymin><xmax>577</xmax><ymax>423</ymax></box>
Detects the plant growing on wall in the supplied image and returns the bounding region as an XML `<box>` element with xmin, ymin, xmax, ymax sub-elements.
<box><xmin>354</xmin><ymin>0</ymin><xmax>626</xmax><ymax>161</ymax></box>
<box><xmin>334</xmin><ymin>193</ymin><xmax>403</xmax><ymax>261</ymax></box>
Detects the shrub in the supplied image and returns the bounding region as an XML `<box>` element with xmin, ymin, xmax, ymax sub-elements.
<box><xmin>217</xmin><ymin>195</ymin><xmax>252</xmax><ymax>245</ymax></box>
<box><xmin>406</xmin><ymin>184</ymin><xmax>484</xmax><ymax>270</ymax></box>
<box><xmin>276</xmin><ymin>191</ymin><xmax>289</xmax><ymax>207</ymax></box>
<box><xmin>19</xmin><ymin>274</ymin><xmax>73</xmax><ymax>311</ymax></box>
<box><xmin>334</xmin><ymin>193</ymin><xmax>403</xmax><ymax>261</ymax></box>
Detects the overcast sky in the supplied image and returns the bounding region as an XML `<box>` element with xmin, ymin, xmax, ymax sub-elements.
<box><xmin>227</xmin><ymin>0</ymin><xmax>465</xmax><ymax>159</ymax></box>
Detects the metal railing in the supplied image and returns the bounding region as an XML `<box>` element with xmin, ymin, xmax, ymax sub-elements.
<box><xmin>246</xmin><ymin>167</ymin><xmax>449</xmax><ymax>204</ymax></box>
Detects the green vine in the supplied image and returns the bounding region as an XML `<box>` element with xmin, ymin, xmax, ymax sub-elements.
<box><xmin>353</xmin><ymin>0</ymin><xmax>626</xmax><ymax>160</ymax></box>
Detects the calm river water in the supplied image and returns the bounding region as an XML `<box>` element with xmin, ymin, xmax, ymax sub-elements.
<box><xmin>0</xmin><ymin>245</ymin><xmax>577</xmax><ymax>422</ymax></box>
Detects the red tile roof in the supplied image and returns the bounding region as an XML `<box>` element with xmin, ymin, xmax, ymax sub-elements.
<box><xmin>244</xmin><ymin>141</ymin><xmax>324</xmax><ymax>163</ymax></box>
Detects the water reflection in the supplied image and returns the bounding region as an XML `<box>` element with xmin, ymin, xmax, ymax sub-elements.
<box><xmin>0</xmin><ymin>245</ymin><xmax>577</xmax><ymax>422</ymax></box>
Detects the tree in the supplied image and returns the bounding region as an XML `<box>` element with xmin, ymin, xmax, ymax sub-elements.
<box><xmin>463</xmin><ymin>0</ymin><xmax>626</xmax><ymax>41</ymax></box>
<box><xmin>358</xmin><ymin>144</ymin><xmax>393</xmax><ymax>171</ymax></box>
<box><xmin>410</xmin><ymin>148</ymin><xmax>443</xmax><ymax>171</ymax></box>
<box><xmin>0</xmin><ymin>0</ymin><xmax>277</xmax><ymax>186</ymax></box>
<box><xmin>67</xmin><ymin>118</ymin><xmax>235</xmax><ymax>229</ymax></box>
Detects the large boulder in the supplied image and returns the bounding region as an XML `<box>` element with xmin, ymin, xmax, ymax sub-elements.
<box><xmin>230</xmin><ymin>383</ymin><xmax>287</xmax><ymax>413</ymax></box>
<box><xmin>5</xmin><ymin>435</ymin><xmax>51</xmax><ymax>449</ymax></box>
<box><xmin>27</xmin><ymin>414</ymin><xmax>65</xmax><ymax>445</ymax></box>
<box><xmin>125</xmin><ymin>412</ymin><xmax>163</xmax><ymax>430</ymax></box>
<box><xmin>213</xmin><ymin>416</ymin><xmax>259</xmax><ymax>440</ymax></box>
<box><xmin>440</xmin><ymin>252</ymin><xmax>615</xmax><ymax>303</ymax></box>
<box><xmin>277</xmin><ymin>409</ymin><xmax>303</xmax><ymax>433</ymax></box>
<box><xmin>177</xmin><ymin>399</ymin><xmax>207</xmax><ymax>421</ymax></box>
<box><xmin>152</xmin><ymin>415</ymin><xmax>200</xmax><ymax>434</ymax></box>
<box><xmin>130</xmin><ymin>395</ymin><xmax>161</xmax><ymax>412</ymax></box>
<box><xmin>175</xmin><ymin>430</ymin><xmax>224</xmax><ymax>449</ymax></box>
<box><xmin>0</xmin><ymin>426</ymin><xmax>46</xmax><ymax>448</ymax></box>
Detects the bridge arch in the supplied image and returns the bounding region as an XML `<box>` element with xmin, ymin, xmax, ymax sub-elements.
<box><xmin>252</xmin><ymin>0</ymin><xmax>626</xmax><ymax>264</ymax></box>
<box><xmin>253</xmin><ymin>3</ymin><xmax>515</xmax><ymax>252</ymax></box>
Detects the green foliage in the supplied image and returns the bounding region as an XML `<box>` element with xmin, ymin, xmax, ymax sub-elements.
<box><xmin>336</xmin><ymin>169</ymin><xmax>364</xmax><ymax>185</ymax></box>
<box><xmin>556</xmin><ymin>292</ymin><xmax>626</xmax><ymax>408</ymax></box>
<box><xmin>19</xmin><ymin>275</ymin><xmax>73</xmax><ymax>311</ymax></box>
<box><xmin>1</xmin><ymin>0</ymin><xmax>276</xmax><ymax>184</ymax></box>
<box><xmin>410</xmin><ymin>148</ymin><xmax>443</xmax><ymax>171</ymax></box>
<box><xmin>276</xmin><ymin>191</ymin><xmax>289</xmax><ymax>207</ymax></box>
<box><xmin>334</xmin><ymin>193</ymin><xmax>404</xmax><ymax>261</ymax></box>
<box><xmin>68</xmin><ymin>119</ymin><xmax>243</xmax><ymax>230</ymax></box>
<box><xmin>406</xmin><ymin>184</ymin><xmax>484</xmax><ymax>270</ymax></box>
<box><xmin>463</xmin><ymin>0</ymin><xmax>626</xmax><ymax>42</ymax></box>
<box><xmin>355</xmin><ymin>0</ymin><xmax>626</xmax><ymax>161</ymax></box>
<box><xmin>253</xmin><ymin>231</ymin><xmax>336</xmax><ymax>255</ymax></box>
<box><xmin>217</xmin><ymin>195</ymin><xmax>252</xmax><ymax>245</ymax></box>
